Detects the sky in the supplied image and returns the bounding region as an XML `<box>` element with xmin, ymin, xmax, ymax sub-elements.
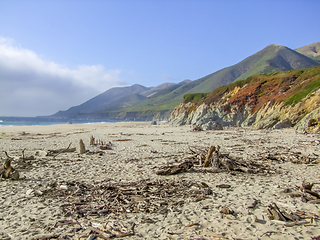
<box><xmin>0</xmin><ymin>0</ymin><xmax>319</xmax><ymax>117</ymax></box>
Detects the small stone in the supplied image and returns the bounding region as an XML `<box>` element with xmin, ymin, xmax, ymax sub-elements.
<box><xmin>220</xmin><ymin>206</ymin><xmax>234</xmax><ymax>215</ymax></box>
<box><xmin>34</xmin><ymin>190</ymin><xmax>43</xmax><ymax>196</ymax></box>
<box><xmin>247</xmin><ymin>215</ymin><xmax>258</xmax><ymax>223</ymax></box>
<box><xmin>59</xmin><ymin>185</ymin><xmax>68</xmax><ymax>190</ymax></box>
<box><xmin>26</xmin><ymin>189</ymin><xmax>34</xmax><ymax>196</ymax></box>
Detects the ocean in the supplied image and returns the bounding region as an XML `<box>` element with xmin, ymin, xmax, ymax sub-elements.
<box><xmin>0</xmin><ymin>116</ymin><xmax>116</xmax><ymax>127</ymax></box>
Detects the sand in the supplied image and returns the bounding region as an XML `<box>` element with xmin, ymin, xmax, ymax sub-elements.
<box><xmin>0</xmin><ymin>122</ymin><xmax>320</xmax><ymax>240</ymax></box>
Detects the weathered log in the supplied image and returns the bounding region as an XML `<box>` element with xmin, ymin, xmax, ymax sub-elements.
<box><xmin>32</xmin><ymin>234</ymin><xmax>61</xmax><ymax>240</ymax></box>
<box><xmin>267</xmin><ymin>203</ymin><xmax>287</xmax><ymax>221</ymax></box>
<box><xmin>156</xmin><ymin>161</ymin><xmax>193</xmax><ymax>175</ymax></box>
<box><xmin>47</xmin><ymin>143</ymin><xmax>75</xmax><ymax>156</ymax></box>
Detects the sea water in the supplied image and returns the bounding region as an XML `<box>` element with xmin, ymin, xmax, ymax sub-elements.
<box><xmin>0</xmin><ymin>116</ymin><xmax>116</xmax><ymax>127</ymax></box>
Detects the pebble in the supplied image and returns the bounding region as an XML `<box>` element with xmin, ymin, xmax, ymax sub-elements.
<box><xmin>34</xmin><ymin>190</ymin><xmax>43</xmax><ymax>196</ymax></box>
<box><xmin>26</xmin><ymin>189</ymin><xmax>33</xmax><ymax>196</ymax></box>
<box><xmin>247</xmin><ymin>215</ymin><xmax>258</xmax><ymax>223</ymax></box>
<box><xmin>59</xmin><ymin>185</ymin><xmax>68</xmax><ymax>190</ymax></box>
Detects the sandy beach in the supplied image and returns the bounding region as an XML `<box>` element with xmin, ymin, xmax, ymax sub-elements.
<box><xmin>0</xmin><ymin>122</ymin><xmax>320</xmax><ymax>240</ymax></box>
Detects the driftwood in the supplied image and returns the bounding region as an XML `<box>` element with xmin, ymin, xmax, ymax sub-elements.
<box><xmin>90</xmin><ymin>136</ymin><xmax>113</xmax><ymax>150</ymax></box>
<box><xmin>156</xmin><ymin>161</ymin><xmax>194</xmax><ymax>175</ymax></box>
<box><xmin>90</xmin><ymin>135</ymin><xmax>95</xmax><ymax>145</ymax></box>
<box><xmin>42</xmin><ymin>178</ymin><xmax>213</xmax><ymax>218</ymax></box>
<box><xmin>300</xmin><ymin>181</ymin><xmax>320</xmax><ymax>203</ymax></box>
<box><xmin>0</xmin><ymin>151</ymin><xmax>19</xmax><ymax>180</ymax></box>
<box><xmin>155</xmin><ymin>145</ymin><xmax>275</xmax><ymax>176</ymax></box>
<box><xmin>267</xmin><ymin>203</ymin><xmax>302</xmax><ymax>223</ymax></box>
<box><xmin>20</xmin><ymin>149</ymin><xmax>35</xmax><ymax>161</ymax></box>
<box><xmin>220</xmin><ymin>206</ymin><xmax>234</xmax><ymax>215</ymax></box>
<box><xmin>47</xmin><ymin>143</ymin><xmax>76</xmax><ymax>157</ymax></box>
<box><xmin>33</xmin><ymin>234</ymin><xmax>61</xmax><ymax>240</ymax></box>
<box><xmin>267</xmin><ymin>203</ymin><xmax>287</xmax><ymax>221</ymax></box>
<box><xmin>38</xmin><ymin>178</ymin><xmax>212</xmax><ymax>237</ymax></box>
<box><xmin>79</xmin><ymin>139</ymin><xmax>86</xmax><ymax>154</ymax></box>
<box><xmin>204</xmin><ymin>146</ymin><xmax>215</xmax><ymax>167</ymax></box>
<box><xmin>199</xmin><ymin>145</ymin><xmax>273</xmax><ymax>173</ymax></box>
<box><xmin>192</xmin><ymin>125</ymin><xmax>202</xmax><ymax>132</ymax></box>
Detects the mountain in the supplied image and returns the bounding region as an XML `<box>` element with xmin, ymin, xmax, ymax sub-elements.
<box><xmin>51</xmin><ymin>43</ymin><xmax>320</xmax><ymax>120</ymax></box>
<box><xmin>169</xmin><ymin>65</ymin><xmax>320</xmax><ymax>133</ymax></box>
<box><xmin>121</xmin><ymin>44</ymin><xmax>319</xmax><ymax>114</ymax></box>
<box><xmin>296</xmin><ymin>42</ymin><xmax>320</xmax><ymax>63</ymax></box>
<box><xmin>53</xmin><ymin>84</ymin><xmax>149</xmax><ymax>118</ymax></box>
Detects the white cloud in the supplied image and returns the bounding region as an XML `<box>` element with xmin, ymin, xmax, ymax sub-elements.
<box><xmin>0</xmin><ymin>37</ymin><xmax>126</xmax><ymax>116</ymax></box>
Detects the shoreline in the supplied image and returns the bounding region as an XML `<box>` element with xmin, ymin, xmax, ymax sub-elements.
<box><xmin>0</xmin><ymin>122</ymin><xmax>320</xmax><ymax>239</ymax></box>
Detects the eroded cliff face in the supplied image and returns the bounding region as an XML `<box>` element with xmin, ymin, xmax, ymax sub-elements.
<box><xmin>169</xmin><ymin>82</ymin><xmax>320</xmax><ymax>133</ymax></box>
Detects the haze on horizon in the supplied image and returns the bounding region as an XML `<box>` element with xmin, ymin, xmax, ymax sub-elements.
<box><xmin>0</xmin><ymin>0</ymin><xmax>319</xmax><ymax>117</ymax></box>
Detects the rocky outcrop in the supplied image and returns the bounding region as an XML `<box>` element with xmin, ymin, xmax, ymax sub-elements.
<box><xmin>169</xmin><ymin>96</ymin><xmax>320</xmax><ymax>132</ymax></box>
<box><xmin>168</xmin><ymin>68</ymin><xmax>320</xmax><ymax>133</ymax></box>
<box><xmin>295</xmin><ymin>107</ymin><xmax>320</xmax><ymax>133</ymax></box>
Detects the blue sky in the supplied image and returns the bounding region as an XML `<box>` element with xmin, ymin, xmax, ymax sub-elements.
<box><xmin>0</xmin><ymin>0</ymin><xmax>319</xmax><ymax>116</ymax></box>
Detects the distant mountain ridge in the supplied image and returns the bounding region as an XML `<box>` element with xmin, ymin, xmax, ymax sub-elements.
<box><xmin>51</xmin><ymin>42</ymin><xmax>320</xmax><ymax>120</ymax></box>
<box><xmin>296</xmin><ymin>42</ymin><xmax>320</xmax><ymax>63</ymax></box>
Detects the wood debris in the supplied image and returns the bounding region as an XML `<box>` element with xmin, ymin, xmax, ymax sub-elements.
<box><xmin>267</xmin><ymin>202</ymin><xmax>309</xmax><ymax>226</ymax></box>
<box><xmin>192</xmin><ymin>125</ymin><xmax>202</xmax><ymax>132</ymax></box>
<box><xmin>90</xmin><ymin>136</ymin><xmax>113</xmax><ymax>150</ymax></box>
<box><xmin>47</xmin><ymin>143</ymin><xmax>76</xmax><ymax>157</ymax></box>
<box><xmin>220</xmin><ymin>206</ymin><xmax>234</xmax><ymax>215</ymax></box>
<box><xmin>300</xmin><ymin>181</ymin><xmax>320</xmax><ymax>203</ymax></box>
<box><xmin>41</xmin><ymin>179</ymin><xmax>213</xmax><ymax>218</ymax></box>
<box><xmin>155</xmin><ymin>145</ymin><xmax>276</xmax><ymax>175</ymax></box>
<box><xmin>79</xmin><ymin>139</ymin><xmax>86</xmax><ymax>154</ymax></box>
<box><xmin>156</xmin><ymin>161</ymin><xmax>194</xmax><ymax>175</ymax></box>
<box><xmin>0</xmin><ymin>151</ymin><xmax>19</xmax><ymax>180</ymax></box>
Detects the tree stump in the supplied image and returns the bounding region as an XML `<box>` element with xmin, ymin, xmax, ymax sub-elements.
<box><xmin>79</xmin><ymin>139</ymin><xmax>86</xmax><ymax>154</ymax></box>
<box><xmin>0</xmin><ymin>152</ymin><xmax>20</xmax><ymax>180</ymax></box>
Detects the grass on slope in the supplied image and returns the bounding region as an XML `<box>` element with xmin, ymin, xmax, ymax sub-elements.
<box><xmin>197</xmin><ymin>66</ymin><xmax>320</xmax><ymax>114</ymax></box>
<box><xmin>285</xmin><ymin>68</ymin><xmax>320</xmax><ymax>105</ymax></box>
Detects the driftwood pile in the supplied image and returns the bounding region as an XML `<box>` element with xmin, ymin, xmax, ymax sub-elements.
<box><xmin>257</xmin><ymin>151</ymin><xmax>320</xmax><ymax>164</ymax></box>
<box><xmin>90</xmin><ymin>136</ymin><xmax>113</xmax><ymax>150</ymax></box>
<box><xmin>300</xmin><ymin>181</ymin><xmax>320</xmax><ymax>203</ymax></box>
<box><xmin>33</xmin><ymin>219</ymin><xmax>135</xmax><ymax>240</ymax></box>
<box><xmin>41</xmin><ymin>179</ymin><xmax>213</xmax><ymax>218</ymax></box>
<box><xmin>156</xmin><ymin>145</ymin><xmax>275</xmax><ymax>175</ymax></box>
<box><xmin>267</xmin><ymin>203</ymin><xmax>307</xmax><ymax>226</ymax></box>
<box><xmin>266</xmin><ymin>202</ymin><xmax>316</xmax><ymax>227</ymax></box>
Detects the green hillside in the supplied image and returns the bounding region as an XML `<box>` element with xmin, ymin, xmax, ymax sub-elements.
<box><xmin>51</xmin><ymin>42</ymin><xmax>320</xmax><ymax>120</ymax></box>
<box><xmin>196</xmin><ymin>65</ymin><xmax>320</xmax><ymax>113</ymax></box>
<box><xmin>122</xmin><ymin>44</ymin><xmax>319</xmax><ymax>114</ymax></box>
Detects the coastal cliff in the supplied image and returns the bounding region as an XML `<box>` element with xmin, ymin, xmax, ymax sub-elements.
<box><xmin>169</xmin><ymin>66</ymin><xmax>320</xmax><ymax>133</ymax></box>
